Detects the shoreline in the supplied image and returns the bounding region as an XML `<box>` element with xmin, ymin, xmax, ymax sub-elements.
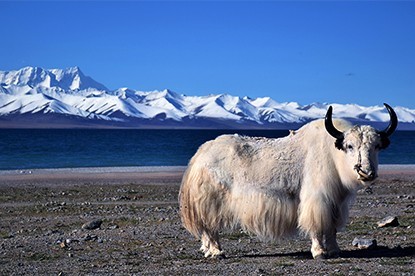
<box><xmin>0</xmin><ymin>166</ymin><xmax>187</xmax><ymax>176</ymax></box>
<box><xmin>0</xmin><ymin>166</ymin><xmax>186</xmax><ymax>188</ymax></box>
<box><xmin>0</xmin><ymin>164</ymin><xmax>413</xmax><ymax>176</ymax></box>
<box><xmin>378</xmin><ymin>164</ymin><xmax>415</xmax><ymax>175</ymax></box>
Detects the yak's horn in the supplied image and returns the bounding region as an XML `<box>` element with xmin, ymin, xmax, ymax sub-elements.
<box><xmin>325</xmin><ymin>106</ymin><xmax>344</xmax><ymax>140</ymax></box>
<box><xmin>380</xmin><ymin>103</ymin><xmax>398</xmax><ymax>137</ymax></box>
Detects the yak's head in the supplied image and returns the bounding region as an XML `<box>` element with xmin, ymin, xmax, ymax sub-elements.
<box><xmin>325</xmin><ymin>103</ymin><xmax>398</xmax><ymax>183</ymax></box>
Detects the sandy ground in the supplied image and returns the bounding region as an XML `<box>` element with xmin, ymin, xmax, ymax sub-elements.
<box><xmin>0</xmin><ymin>165</ymin><xmax>414</xmax><ymax>275</ymax></box>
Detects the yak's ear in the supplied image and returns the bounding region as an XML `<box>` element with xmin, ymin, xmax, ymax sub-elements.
<box><xmin>379</xmin><ymin>134</ymin><xmax>390</xmax><ymax>149</ymax></box>
<box><xmin>334</xmin><ymin>138</ymin><xmax>344</xmax><ymax>150</ymax></box>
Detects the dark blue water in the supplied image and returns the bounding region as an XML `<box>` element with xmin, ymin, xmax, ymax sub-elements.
<box><xmin>0</xmin><ymin>129</ymin><xmax>413</xmax><ymax>170</ymax></box>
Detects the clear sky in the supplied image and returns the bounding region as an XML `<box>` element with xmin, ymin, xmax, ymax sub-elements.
<box><xmin>1</xmin><ymin>1</ymin><xmax>414</xmax><ymax>108</ymax></box>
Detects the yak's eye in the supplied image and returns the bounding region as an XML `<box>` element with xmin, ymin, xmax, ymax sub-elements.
<box><xmin>347</xmin><ymin>144</ymin><xmax>354</xmax><ymax>151</ymax></box>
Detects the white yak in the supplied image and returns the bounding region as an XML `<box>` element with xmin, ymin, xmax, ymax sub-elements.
<box><xmin>179</xmin><ymin>103</ymin><xmax>397</xmax><ymax>259</ymax></box>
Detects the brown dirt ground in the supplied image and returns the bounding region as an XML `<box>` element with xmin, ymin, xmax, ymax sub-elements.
<box><xmin>0</xmin><ymin>168</ymin><xmax>414</xmax><ymax>275</ymax></box>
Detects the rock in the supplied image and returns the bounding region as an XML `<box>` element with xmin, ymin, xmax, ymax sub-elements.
<box><xmin>82</xmin><ymin>234</ymin><xmax>98</xmax><ymax>242</ymax></box>
<box><xmin>81</xmin><ymin>219</ymin><xmax>103</xmax><ymax>230</ymax></box>
<box><xmin>352</xmin><ymin>237</ymin><xmax>377</xmax><ymax>249</ymax></box>
<box><xmin>108</xmin><ymin>224</ymin><xmax>119</xmax><ymax>230</ymax></box>
<box><xmin>377</xmin><ymin>216</ymin><xmax>399</xmax><ymax>228</ymax></box>
<box><xmin>352</xmin><ymin>238</ymin><xmax>376</xmax><ymax>249</ymax></box>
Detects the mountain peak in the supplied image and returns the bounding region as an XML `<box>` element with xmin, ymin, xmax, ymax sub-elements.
<box><xmin>0</xmin><ymin>66</ymin><xmax>108</xmax><ymax>91</ymax></box>
<box><xmin>0</xmin><ymin>66</ymin><xmax>55</xmax><ymax>88</ymax></box>
<box><xmin>58</xmin><ymin>66</ymin><xmax>81</xmax><ymax>76</ymax></box>
<box><xmin>48</xmin><ymin>67</ymin><xmax>107</xmax><ymax>91</ymax></box>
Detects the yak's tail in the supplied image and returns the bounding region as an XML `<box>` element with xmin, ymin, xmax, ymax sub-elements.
<box><xmin>179</xmin><ymin>163</ymin><xmax>230</xmax><ymax>238</ymax></box>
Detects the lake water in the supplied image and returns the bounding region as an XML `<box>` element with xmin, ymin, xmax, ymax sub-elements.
<box><xmin>0</xmin><ymin>129</ymin><xmax>413</xmax><ymax>170</ymax></box>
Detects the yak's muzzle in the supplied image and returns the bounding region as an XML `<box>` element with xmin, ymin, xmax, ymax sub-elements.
<box><xmin>354</xmin><ymin>164</ymin><xmax>377</xmax><ymax>182</ymax></box>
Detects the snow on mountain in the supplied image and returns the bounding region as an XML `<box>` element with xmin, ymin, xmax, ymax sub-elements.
<box><xmin>0</xmin><ymin>67</ymin><xmax>56</xmax><ymax>88</ymax></box>
<box><xmin>0</xmin><ymin>66</ymin><xmax>108</xmax><ymax>91</ymax></box>
<box><xmin>1</xmin><ymin>66</ymin><xmax>414</xmax><ymax>128</ymax></box>
<box><xmin>193</xmin><ymin>95</ymin><xmax>243</xmax><ymax>121</ymax></box>
<box><xmin>249</xmin><ymin>96</ymin><xmax>280</xmax><ymax>108</ymax></box>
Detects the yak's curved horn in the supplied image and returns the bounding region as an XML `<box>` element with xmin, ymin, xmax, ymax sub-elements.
<box><xmin>380</xmin><ymin>103</ymin><xmax>398</xmax><ymax>137</ymax></box>
<box><xmin>325</xmin><ymin>106</ymin><xmax>344</xmax><ymax>140</ymax></box>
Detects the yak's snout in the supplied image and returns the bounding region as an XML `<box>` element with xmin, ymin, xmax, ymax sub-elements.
<box><xmin>354</xmin><ymin>164</ymin><xmax>377</xmax><ymax>182</ymax></box>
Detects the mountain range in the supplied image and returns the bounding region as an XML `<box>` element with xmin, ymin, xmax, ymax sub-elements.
<box><xmin>1</xmin><ymin>66</ymin><xmax>414</xmax><ymax>129</ymax></box>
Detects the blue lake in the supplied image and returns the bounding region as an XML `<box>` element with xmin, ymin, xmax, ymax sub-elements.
<box><xmin>0</xmin><ymin>129</ymin><xmax>413</xmax><ymax>170</ymax></box>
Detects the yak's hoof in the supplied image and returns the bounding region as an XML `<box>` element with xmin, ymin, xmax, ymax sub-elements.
<box><xmin>313</xmin><ymin>251</ymin><xmax>340</xmax><ymax>260</ymax></box>
<box><xmin>216</xmin><ymin>253</ymin><xmax>226</xmax><ymax>260</ymax></box>
<box><xmin>313</xmin><ymin>253</ymin><xmax>327</xmax><ymax>260</ymax></box>
<box><xmin>204</xmin><ymin>249</ymin><xmax>225</xmax><ymax>259</ymax></box>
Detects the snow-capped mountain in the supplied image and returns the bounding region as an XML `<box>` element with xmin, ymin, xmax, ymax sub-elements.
<box><xmin>0</xmin><ymin>66</ymin><xmax>108</xmax><ymax>92</ymax></box>
<box><xmin>1</xmin><ymin>66</ymin><xmax>414</xmax><ymax>129</ymax></box>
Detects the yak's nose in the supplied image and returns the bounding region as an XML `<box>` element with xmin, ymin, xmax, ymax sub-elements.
<box><xmin>365</xmin><ymin>170</ymin><xmax>376</xmax><ymax>181</ymax></box>
<box><xmin>354</xmin><ymin>165</ymin><xmax>377</xmax><ymax>182</ymax></box>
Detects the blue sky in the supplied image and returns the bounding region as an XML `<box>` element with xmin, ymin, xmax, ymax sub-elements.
<box><xmin>1</xmin><ymin>1</ymin><xmax>415</xmax><ymax>108</ymax></box>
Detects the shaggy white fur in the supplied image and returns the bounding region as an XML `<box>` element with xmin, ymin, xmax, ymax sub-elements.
<box><xmin>179</xmin><ymin>118</ymin><xmax>388</xmax><ymax>259</ymax></box>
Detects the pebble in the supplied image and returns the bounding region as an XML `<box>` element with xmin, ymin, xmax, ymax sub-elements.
<box><xmin>352</xmin><ymin>237</ymin><xmax>377</xmax><ymax>249</ymax></box>
<box><xmin>82</xmin><ymin>234</ymin><xmax>98</xmax><ymax>242</ymax></box>
<box><xmin>81</xmin><ymin>219</ymin><xmax>103</xmax><ymax>230</ymax></box>
<box><xmin>377</xmin><ymin>216</ymin><xmax>399</xmax><ymax>228</ymax></box>
<box><xmin>108</xmin><ymin>224</ymin><xmax>119</xmax><ymax>230</ymax></box>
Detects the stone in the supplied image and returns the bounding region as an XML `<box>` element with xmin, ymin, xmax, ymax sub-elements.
<box><xmin>82</xmin><ymin>234</ymin><xmax>98</xmax><ymax>242</ymax></box>
<box><xmin>377</xmin><ymin>216</ymin><xmax>399</xmax><ymax>228</ymax></box>
<box><xmin>82</xmin><ymin>219</ymin><xmax>103</xmax><ymax>230</ymax></box>
<box><xmin>108</xmin><ymin>224</ymin><xmax>119</xmax><ymax>230</ymax></box>
<box><xmin>352</xmin><ymin>237</ymin><xmax>377</xmax><ymax>249</ymax></box>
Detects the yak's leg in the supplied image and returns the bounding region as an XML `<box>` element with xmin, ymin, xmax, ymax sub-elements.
<box><xmin>325</xmin><ymin>229</ymin><xmax>340</xmax><ymax>258</ymax></box>
<box><xmin>200</xmin><ymin>231</ymin><xmax>224</xmax><ymax>258</ymax></box>
<box><xmin>310</xmin><ymin>232</ymin><xmax>326</xmax><ymax>259</ymax></box>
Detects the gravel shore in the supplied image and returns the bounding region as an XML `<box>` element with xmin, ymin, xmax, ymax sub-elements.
<box><xmin>0</xmin><ymin>166</ymin><xmax>414</xmax><ymax>275</ymax></box>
